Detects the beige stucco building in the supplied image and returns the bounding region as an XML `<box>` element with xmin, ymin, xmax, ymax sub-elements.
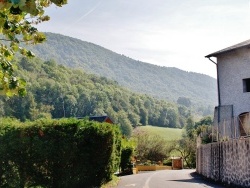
<box><xmin>206</xmin><ymin>40</ymin><xmax>250</xmax><ymax>138</ymax></box>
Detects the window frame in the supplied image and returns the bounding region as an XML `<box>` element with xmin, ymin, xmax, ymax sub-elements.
<box><xmin>243</xmin><ymin>78</ymin><xmax>250</xmax><ymax>92</ymax></box>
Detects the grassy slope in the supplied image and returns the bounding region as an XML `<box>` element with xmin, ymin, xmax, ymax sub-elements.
<box><xmin>136</xmin><ymin>126</ymin><xmax>183</xmax><ymax>141</ymax></box>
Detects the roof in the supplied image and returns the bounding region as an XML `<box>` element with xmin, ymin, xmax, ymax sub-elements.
<box><xmin>89</xmin><ymin>116</ymin><xmax>113</xmax><ymax>124</ymax></box>
<box><xmin>205</xmin><ymin>39</ymin><xmax>250</xmax><ymax>58</ymax></box>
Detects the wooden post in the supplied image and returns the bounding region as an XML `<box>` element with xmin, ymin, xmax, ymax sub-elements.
<box><xmin>223</xmin><ymin>119</ymin><xmax>226</xmax><ymax>138</ymax></box>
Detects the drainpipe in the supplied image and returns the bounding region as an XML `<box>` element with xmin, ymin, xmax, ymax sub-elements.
<box><xmin>207</xmin><ymin>57</ymin><xmax>221</xmax><ymax>140</ymax></box>
<box><xmin>207</xmin><ymin>57</ymin><xmax>221</xmax><ymax>106</ymax></box>
<box><xmin>206</xmin><ymin>57</ymin><xmax>221</xmax><ymax>181</ymax></box>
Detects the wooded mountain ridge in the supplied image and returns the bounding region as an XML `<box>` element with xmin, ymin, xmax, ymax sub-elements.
<box><xmin>27</xmin><ymin>33</ymin><xmax>217</xmax><ymax>110</ymax></box>
<box><xmin>0</xmin><ymin>57</ymin><xmax>193</xmax><ymax>136</ymax></box>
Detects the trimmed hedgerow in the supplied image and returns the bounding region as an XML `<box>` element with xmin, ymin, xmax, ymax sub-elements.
<box><xmin>0</xmin><ymin>118</ymin><xmax>122</xmax><ymax>188</ymax></box>
<box><xmin>120</xmin><ymin>139</ymin><xmax>134</xmax><ymax>175</ymax></box>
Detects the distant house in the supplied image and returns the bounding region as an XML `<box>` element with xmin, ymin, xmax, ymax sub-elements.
<box><xmin>89</xmin><ymin>116</ymin><xmax>114</xmax><ymax>124</ymax></box>
<box><xmin>206</xmin><ymin>39</ymin><xmax>250</xmax><ymax>138</ymax></box>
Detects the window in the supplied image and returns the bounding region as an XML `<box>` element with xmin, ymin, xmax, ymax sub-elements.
<box><xmin>243</xmin><ymin>78</ymin><xmax>250</xmax><ymax>92</ymax></box>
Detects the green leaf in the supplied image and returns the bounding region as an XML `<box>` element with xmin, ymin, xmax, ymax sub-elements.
<box><xmin>18</xmin><ymin>88</ymin><xmax>26</xmax><ymax>96</ymax></box>
<box><xmin>27</xmin><ymin>50</ymin><xmax>35</xmax><ymax>57</ymax></box>
<box><xmin>10</xmin><ymin>42</ymin><xmax>19</xmax><ymax>52</ymax></box>
<box><xmin>18</xmin><ymin>78</ymin><xmax>26</xmax><ymax>86</ymax></box>
<box><xmin>0</xmin><ymin>0</ymin><xmax>68</xmax><ymax>97</ymax></box>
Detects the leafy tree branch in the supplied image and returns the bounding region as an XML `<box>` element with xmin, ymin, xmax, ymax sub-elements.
<box><xmin>0</xmin><ymin>0</ymin><xmax>67</xmax><ymax>96</ymax></box>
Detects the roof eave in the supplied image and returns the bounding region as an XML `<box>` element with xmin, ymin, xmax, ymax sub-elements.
<box><xmin>205</xmin><ymin>40</ymin><xmax>250</xmax><ymax>58</ymax></box>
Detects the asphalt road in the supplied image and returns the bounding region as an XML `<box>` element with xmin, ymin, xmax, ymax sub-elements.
<box><xmin>115</xmin><ymin>169</ymin><xmax>226</xmax><ymax>188</ymax></box>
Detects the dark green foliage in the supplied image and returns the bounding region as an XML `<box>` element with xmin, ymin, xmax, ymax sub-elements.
<box><xmin>117</xmin><ymin>111</ymin><xmax>133</xmax><ymax>137</ymax></box>
<box><xmin>174</xmin><ymin>116</ymin><xmax>213</xmax><ymax>168</ymax></box>
<box><xmin>120</xmin><ymin>147</ymin><xmax>133</xmax><ymax>175</ymax></box>
<box><xmin>185</xmin><ymin>117</ymin><xmax>195</xmax><ymax>139</ymax></box>
<box><xmin>0</xmin><ymin>118</ymin><xmax>122</xmax><ymax>187</ymax></box>
<box><xmin>120</xmin><ymin>139</ymin><xmax>134</xmax><ymax>175</ymax></box>
<box><xmin>0</xmin><ymin>57</ymin><xmax>188</xmax><ymax>129</ymax></box>
<box><xmin>163</xmin><ymin>158</ymin><xmax>172</xmax><ymax>166</ymax></box>
<box><xmin>195</xmin><ymin>116</ymin><xmax>213</xmax><ymax>128</ymax></box>
<box><xmin>175</xmin><ymin>138</ymin><xmax>196</xmax><ymax>168</ymax></box>
<box><xmin>27</xmin><ymin>33</ymin><xmax>217</xmax><ymax>115</ymax></box>
<box><xmin>195</xmin><ymin>116</ymin><xmax>213</xmax><ymax>144</ymax></box>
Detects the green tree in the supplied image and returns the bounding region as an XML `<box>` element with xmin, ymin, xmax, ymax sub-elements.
<box><xmin>0</xmin><ymin>57</ymin><xmax>191</xmax><ymax>128</ymax></box>
<box><xmin>132</xmin><ymin>128</ymin><xmax>173</xmax><ymax>162</ymax></box>
<box><xmin>127</xmin><ymin>111</ymin><xmax>140</xmax><ymax>127</ymax></box>
<box><xmin>195</xmin><ymin>116</ymin><xmax>213</xmax><ymax>144</ymax></box>
<box><xmin>173</xmin><ymin>138</ymin><xmax>196</xmax><ymax>168</ymax></box>
<box><xmin>30</xmin><ymin>104</ymin><xmax>53</xmax><ymax>120</ymax></box>
<box><xmin>4</xmin><ymin>92</ymin><xmax>35</xmax><ymax>121</ymax></box>
<box><xmin>158</xmin><ymin>106</ymin><xmax>168</xmax><ymax>126</ymax></box>
<box><xmin>166</xmin><ymin>107</ymin><xmax>179</xmax><ymax>128</ymax></box>
<box><xmin>117</xmin><ymin>110</ymin><xmax>133</xmax><ymax>137</ymax></box>
<box><xmin>178</xmin><ymin>105</ymin><xmax>191</xmax><ymax>118</ymax></box>
<box><xmin>0</xmin><ymin>0</ymin><xmax>67</xmax><ymax>96</ymax></box>
<box><xmin>195</xmin><ymin>116</ymin><xmax>213</xmax><ymax>128</ymax></box>
<box><xmin>120</xmin><ymin>139</ymin><xmax>135</xmax><ymax>174</ymax></box>
<box><xmin>185</xmin><ymin>116</ymin><xmax>195</xmax><ymax>139</ymax></box>
<box><xmin>139</xmin><ymin>107</ymin><xmax>148</xmax><ymax>125</ymax></box>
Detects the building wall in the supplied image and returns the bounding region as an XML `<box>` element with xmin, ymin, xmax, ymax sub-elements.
<box><xmin>213</xmin><ymin>105</ymin><xmax>240</xmax><ymax>139</ymax></box>
<box><xmin>196</xmin><ymin>138</ymin><xmax>250</xmax><ymax>187</ymax></box>
<box><xmin>217</xmin><ymin>48</ymin><xmax>250</xmax><ymax>117</ymax></box>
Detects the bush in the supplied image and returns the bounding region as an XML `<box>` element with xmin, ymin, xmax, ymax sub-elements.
<box><xmin>120</xmin><ymin>139</ymin><xmax>134</xmax><ymax>175</ymax></box>
<box><xmin>132</xmin><ymin>129</ymin><xmax>172</xmax><ymax>162</ymax></box>
<box><xmin>163</xmin><ymin>159</ymin><xmax>172</xmax><ymax>166</ymax></box>
<box><xmin>0</xmin><ymin>118</ymin><xmax>122</xmax><ymax>187</ymax></box>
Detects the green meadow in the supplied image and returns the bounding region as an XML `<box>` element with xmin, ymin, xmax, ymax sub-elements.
<box><xmin>135</xmin><ymin>125</ymin><xmax>183</xmax><ymax>141</ymax></box>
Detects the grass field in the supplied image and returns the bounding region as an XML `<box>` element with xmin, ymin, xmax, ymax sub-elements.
<box><xmin>135</xmin><ymin>125</ymin><xmax>183</xmax><ymax>141</ymax></box>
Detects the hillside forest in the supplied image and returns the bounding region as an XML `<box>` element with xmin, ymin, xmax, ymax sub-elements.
<box><xmin>27</xmin><ymin>33</ymin><xmax>217</xmax><ymax>115</ymax></box>
<box><xmin>0</xmin><ymin>57</ymin><xmax>193</xmax><ymax>136</ymax></box>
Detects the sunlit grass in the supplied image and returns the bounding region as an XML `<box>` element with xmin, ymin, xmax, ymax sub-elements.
<box><xmin>135</xmin><ymin>125</ymin><xmax>183</xmax><ymax>141</ymax></box>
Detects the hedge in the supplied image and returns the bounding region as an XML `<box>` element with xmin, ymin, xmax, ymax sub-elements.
<box><xmin>120</xmin><ymin>139</ymin><xmax>134</xmax><ymax>175</ymax></box>
<box><xmin>0</xmin><ymin>118</ymin><xmax>122</xmax><ymax>188</ymax></box>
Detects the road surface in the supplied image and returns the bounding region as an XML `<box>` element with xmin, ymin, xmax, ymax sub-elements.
<box><xmin>115</xmin><ymin>169</ymin><xmax>226</xmax><ymax>188</ymax></box>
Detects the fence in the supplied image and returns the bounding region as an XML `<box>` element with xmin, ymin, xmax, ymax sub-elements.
<box><xmin>210</xmin><ymin>113</ymin><xmax>250</xmax><ymax>142</ymax></box>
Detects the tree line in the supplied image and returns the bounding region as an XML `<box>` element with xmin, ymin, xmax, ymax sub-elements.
<box><xmin>0</xmin><ymin>57</ymin><xmax>192</xmax><ymax>136</ymax></box>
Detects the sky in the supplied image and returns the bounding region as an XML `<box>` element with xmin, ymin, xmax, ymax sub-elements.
<box><xmin>37</xmin><ymin>0</ymin><xmax>250</xmax><ymax>78</ymax></box>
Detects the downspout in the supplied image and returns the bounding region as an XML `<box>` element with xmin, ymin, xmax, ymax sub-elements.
<box><xmin>207</xmin><ymin>57</ymin><xmax>221</xmax><ymax>106</ymax></box>
<box><xmin>206</xmin><ymin>57</ymin><xmax>221</xmax><ymax>181</ymax></box>
<box><xmin>207</xmin><ymin>57</ymin><xmax>221</xmax><ymax>140</ymax></box>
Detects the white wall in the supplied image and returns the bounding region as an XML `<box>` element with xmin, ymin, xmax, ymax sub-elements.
<box><xmin>217</xmin><ymin>48</ymin><xmax>250</xmax><ymax>117</ymax></box>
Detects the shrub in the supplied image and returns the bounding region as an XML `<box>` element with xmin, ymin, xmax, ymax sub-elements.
<box><xmin>0</xmin><ymin>118</ymin><xmax>122</xmax><ymax>187</ymax></box>
<box><xmin>132</xmin><ymin>129</ymin><xmax>172</xmax><ymax>162</ymax></box>
<box><xmin>163</xmin><ymin>159</ymin><xmax>172</xmax><ymax>166</ymax></box>
<box><xmin>120</xmin><ymin>139</ymin><xmax>134</xmax><ymax>175</ymax></box>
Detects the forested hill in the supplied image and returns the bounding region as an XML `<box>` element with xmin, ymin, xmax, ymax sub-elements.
<box><xmin>28</xmin><ymin>32</ymin><xmax>217</xmax><ymax>109</ymax></box>
<box><xmin>0</xmin><ymin>57</ymin><xmax>192</xmax><ymax>136</ymax></box>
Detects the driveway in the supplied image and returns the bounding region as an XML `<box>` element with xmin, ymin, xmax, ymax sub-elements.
<box><xmin>114</xmin><ymin>169</ymin><xmax>226</xmax><ymax>188</ymax></box>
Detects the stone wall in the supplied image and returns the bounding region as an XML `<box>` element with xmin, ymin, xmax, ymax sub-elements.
<box><xmin>197</xmin><ymin>138</ymin><xmax>250</xmax><ymax>187</ymax></box>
